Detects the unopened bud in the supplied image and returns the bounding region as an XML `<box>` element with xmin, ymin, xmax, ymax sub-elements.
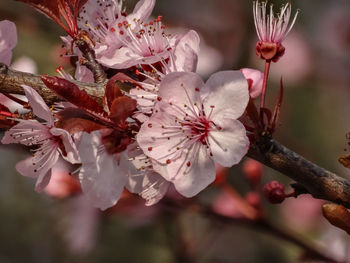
<box><xmin>263</xmin><ymin>181</ymin><xmax>286</xmax><ymax>204</ymax></box>
<box><xmin>245</xmin><ymin>191</ymin><xmax>261</xmax><ymax>209</ymax></box>
<box><xmin>243</xmin><ymin>159</ymin><xmax>263</xmax><ymax>187</ymax></box>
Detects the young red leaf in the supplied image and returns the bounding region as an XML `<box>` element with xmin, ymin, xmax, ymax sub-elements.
<box><xmin>109</xmin><ymin>97</ymin><xmax>137</xmax><ymax>126</ymax></box>
<box><xmin>56</xmin><ymin>108</ymin><xmax>107</xmax><ymax>133</ymax></box>
<box><xmin>41</xmin><ymin>76</ymin><xmax>106</xmax><ymax>117</ymax></box>
<box><xmin>269</xmin><ymin>78</ymin><xmax>284</xmax><ymax>133</ymax></box>
<box><xmin>14</xmin><ymin>0</ymin><xmax>68</xmax><ymax>32</ymax></box>
<box><xmin>14</xmin><ymin>0</ymin><xmax>87</xmax><ymax>37</ymax></box>
<box><xmin>105</xmin><ymin>73</ymin><xmax>140</xmax><ymax>110</ymax></box>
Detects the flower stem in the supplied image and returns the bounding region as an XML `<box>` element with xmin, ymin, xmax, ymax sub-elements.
<box><xmin>259</xmin><ymin>60</ymin><xmax>271</xmax><ymax>115</ymax></box>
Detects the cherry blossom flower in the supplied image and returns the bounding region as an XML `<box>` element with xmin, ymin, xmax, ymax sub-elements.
<box><xmin>137</xmin><ymin>71</ymin><xmax>250</xmax><ymax>197</ymax></box>
<box><xmin>253</xmin><ymin>1</ymin><xmax>299</xmax><ymax>62</ymax></box>
<box><xmin>0</xmin><ymin>20</ymin><xmax>17</xmax><ymax>65</ymax></box>
<box><xmin>1</xmin><ymin>85</ymin><xmax>79</xmax><ymax>191</ymax></box>
<box><xmin>77</xmin><ymin>0</ymin><xmax>156</xmax><ymax>67</ymax></box>
<box><xmin>78</xmin><ymin>131</ymin><xmax>170</xmax><ymax>209</ymax></box>
<box><xmin>129</xmin><ymin>30</ymin><xmax>200</xmax><ymax>116</ymax></box>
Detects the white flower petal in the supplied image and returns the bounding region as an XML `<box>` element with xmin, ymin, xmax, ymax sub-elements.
<box><xmin>171</xmin><ymin>145</ymin><xmax>216</xmax><ymax>197</ymax></box>
<box><xmin>158</xmin><ymin>72</ymin><xmax>204</xmax><ymax>112</ymax></box>
<box><xmin>173</xmin><ymin>30</ymin><xmax>200</xmax><ymax>72</ymax></box>
<box><xmin>202</xmin><ymin>71</ymin><xmax>249</xmax><ymax>120</ymax></box>
<box><xmin>78</xmin><ymin>132</ymin><xmax>127</xmax><ymax>210</ymax></box>
<box><xmin>209</xmin><ymin>118</ymin><xmax>249</xmax><ymax>167</ymax></box>
<box><xmin>22</xmin><ymin>85</ymin><xmax>54</xmax><ymax>125</ymax></box>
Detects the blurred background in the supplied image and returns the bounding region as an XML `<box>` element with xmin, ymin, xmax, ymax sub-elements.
<box><xmin>1</xmin><ymin>0</ymin><xmax>350</xmax><ymax>262</ymax></box>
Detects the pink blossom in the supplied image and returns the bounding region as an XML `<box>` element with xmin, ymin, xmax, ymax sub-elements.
<box><xmin>97</xmin><ymin>18</ymin><xmax>199</xmax><ymax>70</ymax></box>
<box><xmin>127</xmin><ymin>145</ymin><xmax>170</xmax><ymax>206</ymax></box>
<box><xmin>241</xmin><ymin>68</ymin><xmax>263</xmax><ymax>99</ymax></box>
<box><xmin>253</xmin><ymin>1</ymin><xmax>298</xmax><ymax>61</ymax></box>
<box><xmin>44</xmin><ymin>159</ymin><xmax>81</xmax><ymax>199</ymax></box>
<box><xmin>1</xmin><ymin>85</ymin><xmax>79</xmax><ymax>191</ymax></box>
<box><xmin>0</xmin><ymin>20</ymin><xmax>17</xmax><ymax>65</ymax></box>
<box><xmin>129</xmin><ymin>30</ymin><xmax>200</xmax><ymax>116</ymax></box>
<box><xmin>137</xmin><ymin>71</ymin><xmax>250</xmax><ymax>197</ymax></box>
<box><xmin>77</xmin><ymin>0</ymin><xmax>156</xmax><ymax>67</ymax></box>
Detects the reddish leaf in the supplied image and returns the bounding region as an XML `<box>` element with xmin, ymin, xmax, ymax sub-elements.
<box><xmin>41</xmin><ymin>76</ymin><xmax>106</xmax><ymax>117</ymax></box>
<box><xmin>14</xmin><ymin>0</ymin><xmax>87</xmax><ymax>37</ymax></box>
<box><xmin>105</xmin><ymin>73</ymin><xmax>140</xmax><ymax>110</ymax></box>
<box><xmin>14</xmin><ymin>0</ymin><xmax>67</xmax><ymax>32</ymax></box>
<box><xmin>101</xmin><ymin>128</ymin><xmax>132</xmax><ymax>154</ymax></box>
<box><xmin>260</xmin><ymin>107</ymin><xmax>272</xmax><ymax>127</ymax></box>
<box><xmin>60</xmin><ymin>118</ymin><xmax>105</xmax><ymax>133</ymax></box>
<box><xmin>109</xmin><ymin>97</ymin><xmax>137</xmax><ymax>126</ymax></box>
<box><xmin>56</xmin><ymin>108</ymin><xmax>108</xmax><ymax>133</ymax></box>
<box><xmin>269</xmin><ymin>78</ymin><xmax>284</xmax><ymax>133</ymax></box>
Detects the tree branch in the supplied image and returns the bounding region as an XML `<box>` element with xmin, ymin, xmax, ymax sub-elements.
<box><xmin>0</xmin><ymin>63</ymin><xmax>105</xmax><ymax>105</ymax></box>
<box><xmin>248</xmin><ymin>136</ymin><xmax>350</xmax><ymax>208</ymax></box>
<box><xmin>1</xmin><ymin>64</ymin><xmax>350</xmax><ymax>209</ymax></box>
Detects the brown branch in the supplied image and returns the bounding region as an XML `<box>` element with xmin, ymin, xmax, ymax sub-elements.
<box><xmin>162</xmin><ymin>199</ymin><xmax>340</xmax><ymax>263</ymax></box>
<box><xmin>1</xmin><ymin>64</ymin><xmax>350</xmax><ymax>210</ymax></box>
<box><xmin>248</xmin><ymin>136</ymin><xmax>350</xmax><ymax>209</ymax></box>
<box><xmin>0</xmin><ymin>63</ymin><xmax>105</xmax><ymax>105</ymax></box>
<box><xmin>201</xmin><ymin>208</ymin><xmax>340</xmax><ymax>263</ymax></box>
<box><xmin>75</xmin><ymin>40</ymin><xmax>107</xmax><ymax>84</ymax></box>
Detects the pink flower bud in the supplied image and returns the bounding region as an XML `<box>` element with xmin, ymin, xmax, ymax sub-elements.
<box><xmin>263</xmin><ymin>181</ymin><xmax>286</xmax><ymax>204</ymax></box>
<box><xmin>240</xmin><ymin>68</ymin><xmax>263</xmax><ymax>99</ymax></box>
<box><xmin>245</xmin><ymin>191</ymin><xmax>261</xmax><ymax>209</ymax></box>
<box><xmin>242</xmin><ymin>158</ymin><xmax>263</xmax><ymax>186</ymax></box>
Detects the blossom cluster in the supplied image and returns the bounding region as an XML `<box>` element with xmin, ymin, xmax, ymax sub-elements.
<box><xmin>0</xmin><ymin>0</ymin><xmax>297</xmax><ymax>210</ymax></box>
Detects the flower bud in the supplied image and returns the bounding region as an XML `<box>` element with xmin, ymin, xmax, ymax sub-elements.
<box><xmin>263</xmin><ymin>181</ymin><xmax>286</xmax><ymax>204</ymax></box>
<box><xmin>245</xmin><ymin>191</ymin><xmax>261</xmax><ymax>209</ymax></box>
<box><xmin>240</xmin><ymin>68</ymin><xmax>264</xmax><ymax>99</ymax></box>
<box><xmin>243</xmin><ymin>159</ymin><xmax>263</xmax><ymax>186</ymax></box>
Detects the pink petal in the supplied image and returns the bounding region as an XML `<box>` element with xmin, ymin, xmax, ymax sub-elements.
<box><xmin>0</xmin><ymin>20</ymin><xmax>17</xmax><ymax>65</ymax></box>
<box><xmin>173</xmin><ymin>30</ymin><xmax>200</xmax><ymax>72</ymax></box>
<box><xmin>1</xmin><ymin>120</ymin><xmax>51</xmax><ymax>146</ymax></box>
<box><xmin>97</xmin><ymin>46</ymin><xmax>141</xmax><ymax>69</ymax></box>
<box><xmin>75</xmin><ymin>64</ymin><xmax>94</xmax><ymax>83</ymax></box>
<box><xmin>241</xmin><ymin>68</ymin><xmax>263</xmax><ymax>99</ymax></box>
<box><xmin>139</xmin><ymin>172</ymin><xmax>170</xmax><ymax>206</ymax></box>
<box><xmin>170</xmin><ymin>144</ymin><xmax>216</xmax><ymax>197</ymax></box>
<box><xmin>137</xmin><ymin>107</ymin><xmax>184</xmax><ymax>164</ymax></box>
<box><xmin>202</xmin><ymin>71</ymin><xmax>249</xmax><ymax>120</ymax></box>
<box><xmin>158</xmin><ymin>72</ymin><xmax>204</xmax><ymax>112</ymax></box>
<box><xmin>78</xmin><ymin>132</ymin><xmax>128</xmax><ymax>210</ymax></box>
<box><xmin>15</xmin><ymin>143</ymin><xmax>60</xmax><ymax>192</ymax></box>
<box><xmin>127</xmin><ymin>0</ymin><xmax>156</xmax><ymax>26</ymax></box>
<box><xmin>22</xmin><ymin>85</ymin><xmax>54</xmax><ymax>125</ymax></box>
<box><xmin>11</xmin><ymin>56</ymin><xmax>37</xmax><ymax>74</ymax></box>
<box><xmin>50</xmin><ymin>127</ymin><xmax>80</xmax><ymax>164</ymax></box>
<box><xmin>208</xmin><ymin>118</ymin><xmax>249</xmax><ymax>167</ymax></box>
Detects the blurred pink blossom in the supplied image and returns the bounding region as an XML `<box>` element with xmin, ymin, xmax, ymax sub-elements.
<box><xmin>281</xmin><ymin>195</ymin><xmax>324</xmax><ymax>231</ymax></box>
<box><xmin>269</xmin><ymin>32</ymin><xmax>313</xmax><ymax>85</ymax></box>
<box><xmin>0</xmin><ymin>20</ymin><xmax>17</xmax><ymax>65</ymax></box>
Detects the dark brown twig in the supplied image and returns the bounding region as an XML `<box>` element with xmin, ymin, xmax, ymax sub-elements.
<box><xmin>75</xmin><ymin>40</ymin><xmax>107</xmax><ymax>84</ymax></box>
<box><xmin>248</xmin><ymin>136</ymin><xmax>350</xmax><ymax>209</ymax></box>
